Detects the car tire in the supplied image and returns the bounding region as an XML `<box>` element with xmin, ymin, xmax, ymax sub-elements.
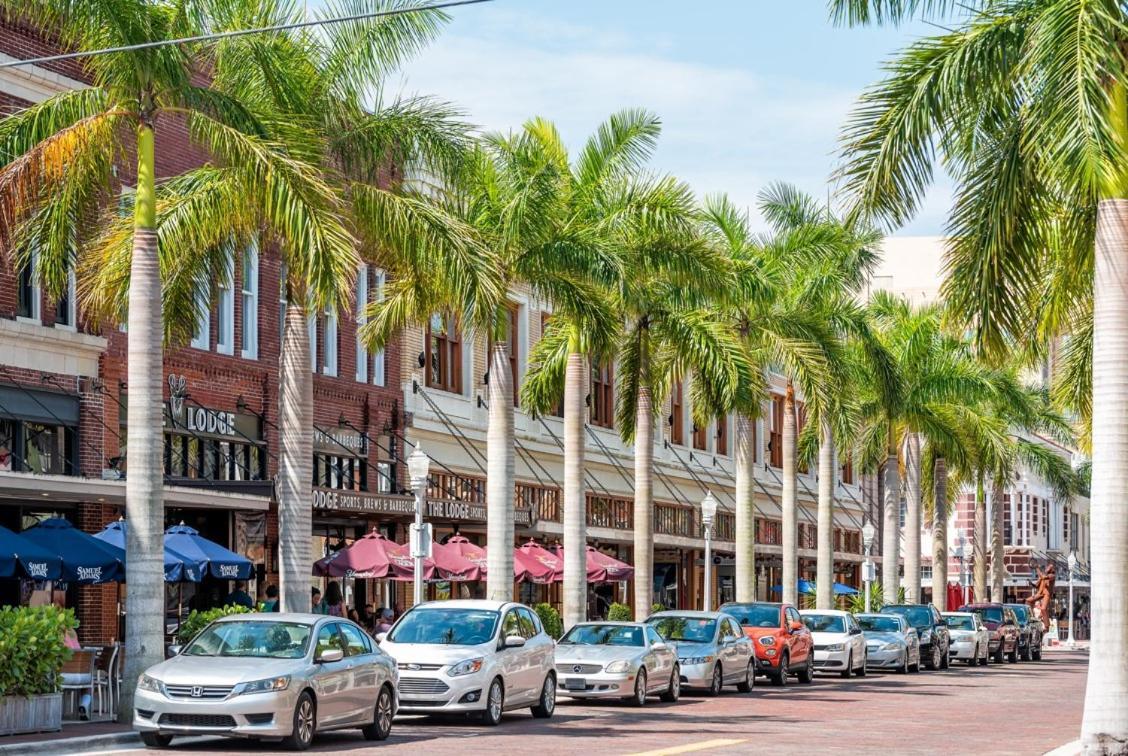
<box><xmin>531</xmin><ymin>674</ymin><xmax>556</xmax><ymax>718</ymax></box>
<box><xmin>1021</xmin><ymin>642</ymin><xmax>1032</xmax><ymax>662</ymax></box>
<box><xmin>979</xmin><ymin>645</ymin><xmax>989</xmax><ymax>666</ymax></box>
<box><xmin>660</xmin><ymin>667</ymin><xmax>680</xmax><ymax>702</ymax></box>
<box><xmin>857</xmin><ymin>653</ymin><xmax>867</xmax><ymax>677</ymax></box>
<box><xmin>706</xmin><ymin>664</ymin><xmax>723</xmax><ymax>697</ymax></box>
<box><xmin>362</xmin><ymin>685</ymin><xmax>394</xmax><ymax>741</ymax></box>
<box><xmin>481</xmin><ymin>678</ymin><xmax>505</xmax><ymax>726</ymax></box>
<box><xmin>737</xmin><ymin>663</ymin><xmax>754</xmax><ymax>693</ymax></box>
<box><xmin>281</xmin><ymin>691</ymin><xmax>316</xmax><ymax>751</ymax></box>
<box><xmin>140</xmin><ymin>733</ymin><xmax>173</xmax><ymax>749</ymax></box>
<box><xmin>926</xmin><ymin>644</ymin><xmax>941</xmax><ymax>671</ymax></box>
<box><xmin>941</xmin><ymin>645</ymin><xmax>950</xmax><ymax>669</ymax></box>
<box><xmin>1032</xmin><ymin>642</ymin><xmax>1042</xmax><ymax>661</ymax></box>
<box><xmin>629</xmin><ymin>669</ymin><xmax>648</xmax><ymax>707</ymax></box>
<box><xmin>898</xmin><ymin>652</ymin><xmax>909</xmax><ymax>674</ymax></box>
<box><xmin>797</xmin><ymin>653</ymin><xmax>814</xmax><ymax>684</ymax></box>
<box><xmin>1008</xmin><ymin>645</ymin><xmax>1018</xmax><ymax>664</ymax></box>
<box><xmin>773</xmin><ymin>653</ymin><xmax>789</xmax><ymax>686</ymax></box>
<box><xmin>994</xmin><ymin>645</ymin><xmax>1005</xmax><ymax>664</ymax></box>
<box><xmin>840</xmin><ymin>653</ymin><xmax>853</xmax><ymax>679</ymax></box>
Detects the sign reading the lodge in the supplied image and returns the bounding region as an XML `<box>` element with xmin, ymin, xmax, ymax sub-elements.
<box><xmin>162</xmin><ymin>374</ymin><xmax>262</xmax><ymax>441</ymax></box>
<box><xmin>314</xmin><ymin>427</ymin><xmax>367</xmax><ymax>456</ymax></box>
<box><xmin>312</xmin><ymin>487</ymin><xmax>534</xmax><ymax>526</ymax></box>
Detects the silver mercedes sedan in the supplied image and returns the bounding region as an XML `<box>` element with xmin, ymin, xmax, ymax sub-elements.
<box><xmin>554</xmin><ymin>622</ymin><xmax>680</xmax><ymax>706</ymax></box>
<box><xmin>856</xmin><ymin>613</ymin><xmax>921</xmax><ymax>674</ymax></box>
<box><xmin>133</xmin><ymin>613</ymin><xmax>398</xmax><ymax>750</ymax></box>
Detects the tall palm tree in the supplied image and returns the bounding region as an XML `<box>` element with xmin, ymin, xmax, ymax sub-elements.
<box><xmin>832</xmin><ymin>1</ymin><xmax>1125</xmax><ymax>745</ymax></box>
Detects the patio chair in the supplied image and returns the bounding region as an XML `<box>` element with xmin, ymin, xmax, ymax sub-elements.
<box><xmin>60</xmin><ymin>650</ymin><xmax>96</xmax><ymax>719</ymax></box>
<box><xmin>92</xmin><ymin>645</ymin><xmax>119</xmax><ymax>717</ymax></box>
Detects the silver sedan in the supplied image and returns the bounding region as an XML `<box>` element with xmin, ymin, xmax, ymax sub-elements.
<box><xmin>554</xmin><ymin>622</ymin><xmax>680</xmax><ymax>706</ymax></box>
<box><xmin>645</xmin><ymin>611</ymin><xmax>755</xmax><ymax>696</ymax></box>
<box><xmin>856</xmin><ymin>613</ymin><xmax>921</xmax><ymax>674</ymax></box>
<box><xmin>134</xmin><ymin>613</ymin><xmax>398</xmax><ymax>750</ymax></box>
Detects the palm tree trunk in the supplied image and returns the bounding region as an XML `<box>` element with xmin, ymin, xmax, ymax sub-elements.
<box><xmin>734</xmin><ymin>413</ymin><xmax>756</xmax><ymax>602</ymax></box>
<box><xmin>486</xmin><ymin>341</ymin><xmax>515</xmax><ymax>601</ymax></box>
<box><xmin>120</xmin><ymin>122</ymin><xmax>163</xmax><ymax>722</ymax></box>
<box><xmin>973</xmin><ymin>474</ymin><xmax>987</xmax><ymax>602</ymax></box>
<box><xmin>278</xmin><ymin>298</ymin><xmax>312</xmax><ymax>612</ymax></box>
<box><xmin>903</xmin><ymin>432</ymin><xmax>922</xmax><ymax>604</ymax></box>
<box><xmin>632</xmin><ymin>332</ymin><xmax>654</xmax><ymax>620</ymax></box>
<box><xmin>930</xmin><ymin>457</ymin><xmax>948</xmax><ymax>611</ymax></box>
<box><xmin>781</xmin><ymin>383</ymin><xmax>798</xmax><ymax>607</ymax></box>
<box><xmin>1081</xmin><ymin>197</ymin><xmax>1128</xmax><ymax>751</ymax></box>
<box><xmin>815</xmin><ymin>417</ymin><xmax>834</xmax><ymax>610</ymax></box>
<box><xmin>881</xmin><ymin>445</ymin><xmax>900</xmax><ymax>606</ymax></box>
<box><xmin>990</xmin><ymin>477</ymin><xmax>1004</xmax><ymax>602</ymax></box>
<box><xmin>562</xmin><ymin>343</ymin><xmax>587</xmax><ymax>628</ymax></box>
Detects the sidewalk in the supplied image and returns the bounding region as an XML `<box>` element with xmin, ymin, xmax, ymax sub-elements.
<box><xmin>0</xmin><ymin>721</ymin><xmax>138</xmax><ymax>756</ymax></box>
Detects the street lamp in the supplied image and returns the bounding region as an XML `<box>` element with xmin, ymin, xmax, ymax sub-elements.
<box><xmin>954</xmin><ymin>530</ymin><xmax>969</xmax><ymax>607</ymax></box>
<box><xmin>701</xmin><ymin>492</ymin><xmax>718</xmax><ymax>612</ymax></box>
<box><xmin>407</xmin><ymin>446</ymin><xmax>432</xmax><ymax>607</ymax></box>
<box><xmin>862</xmin><ymin>521</ymin><xmax>877</xmax><ymax>613</ymax></box>
<box><xmin>1067</xmin><ymin>551</ymin><xmax>1077</xmax><ymax>649</ymax></box>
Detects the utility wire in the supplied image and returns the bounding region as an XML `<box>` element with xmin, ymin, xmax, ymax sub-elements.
<box><xmin>0</xmin><ymin>0</ymin><xmax>494</xmax><ymax>69</ymax></box>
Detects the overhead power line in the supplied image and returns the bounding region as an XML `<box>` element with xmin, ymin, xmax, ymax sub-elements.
<box><xmin>0</xmin><ymin>0</ymin><xmax>493</xmax><ymax>70</ymax></box>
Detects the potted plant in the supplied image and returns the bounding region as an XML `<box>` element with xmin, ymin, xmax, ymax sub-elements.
<box><xmin>0</xmin><ymin>606</ymin><xmax>76</xmax><ymax>735</ymax></box>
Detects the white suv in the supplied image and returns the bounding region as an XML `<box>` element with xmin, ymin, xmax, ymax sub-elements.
<box><xmin>378</xmin><ymin>600</ymin><xmax>556</xmax><ymax>725</ymax></box>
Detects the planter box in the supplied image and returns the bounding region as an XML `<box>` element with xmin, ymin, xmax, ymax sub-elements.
<box><xmin>0</xmin><ymin>693</ymin><xmax>63</xmax><ymax>736</ymax></box>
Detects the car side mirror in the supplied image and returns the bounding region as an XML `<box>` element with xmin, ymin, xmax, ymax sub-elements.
<box><xmin>374</xmin><ymin>632</ymin><xmax>387</xmax><ymax>644</ymax></box>
<box><xmin>167</xmin><ymin>645</ymin><xmax>182</xmax><ymax>657</ymax></box>
<box><xmin>503</xmin><ymin>634</ymin><xmax>526</xmax><ymax>649</ymax></box>
<box><xmin>317</xmin><ymin>648</ymin><xmax>344</xmax><ymax>663</ymax></box>
<box><xmin>651</xmin><ymin>641</ymin><xmax>667</xmax><ymax>651</ymax></box>
<box><xmin>789</xmin><ymin>620</ymin><xmax>803</xmax><ymax>632</ymax></box>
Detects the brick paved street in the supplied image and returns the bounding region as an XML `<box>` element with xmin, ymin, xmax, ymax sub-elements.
<box><xmin>100</xmin><ymin>651</ymin><xmax>1087</xmax><ymax>756</ymax></box>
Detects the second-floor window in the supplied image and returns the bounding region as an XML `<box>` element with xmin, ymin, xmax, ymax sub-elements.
<box><xmin>55</xmin><ymin>268</ymin><xmax>76</xmax><ymax>329</ymax></box>
<box><xmin>321</xmin><ymin>308</ymin><xmax>338</xmax><ymax>377</ymax></box>
<box><xmin>590</xmin><ymin>361</ymin><xmax>614</xmax><ymax>428</ymax></box>
<box><xmin>716</xmin><ymin>415</ymin><xmax>728</xmax><ymax>455</ymax></box>
<box><xmin>216</xmin><ymin>256</ymin><xmax>235</xmax><ymax>355</ymax></box>
<box><xmin>426</xmin><ymin>313</ymin><xmax>461</xmax><ymax>393</ymax></box>
<box><xmin>241</xmin><ymin>242</ymin><xmax>258</xmax><ymax>359</ymax></box>
<box><xmin>17</xmin><ymin>250</ymin><xmax>40</xmax><ymax>322</ymax></box>
<box><xmin>692</xmin><ymin>419</ymin><xmax>707</xmax><ymax>450</ymax></box>
<box><xmin>769</xmin><ymin>394</ymin><xmax>783</xmax><ymax>467</ymax></box>
<box><xmin>670</xmin><ymin>381</ymin><xmax>684</xmax><ymax>444</ymax></box>
<box><xmin>841</xmin><ymin>455</ymin><xmax>854</xmax><ymax>485</ymax></box>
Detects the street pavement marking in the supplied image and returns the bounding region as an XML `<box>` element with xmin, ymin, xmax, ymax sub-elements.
<box><xmin>624</xmin><ymin>738</ymin><xmax>747</xmax><ymax>756</ymax></box>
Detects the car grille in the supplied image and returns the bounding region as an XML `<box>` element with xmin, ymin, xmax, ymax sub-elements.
<box><xmin>398</xmin><ymin>699</ymin><xmax>448</xmax><ymax>708</ymax></box>
<box><xmin>398</xmin><ymin>677</ymin><xmax>451</xmax><ymax>695</ymax></box>
<box><xmin>556</xmin><ymin>663</ymin><xmax>602</xmax><ymax>675</ymax></box>
<box><xmin>813</xmin><ymin>644</ymin><xmax>830</xmax><ymax>651</ymax></box>
<box><xmin>397</xmin><ymin>662</ymin><xmax>444</xmax><ymax>671</ymax></box>
<box><xmin>159</xmin><ymin>713</ymin><xmax>236</xmax><ymax>728</ymax></box>
<box><xmin>164</xmin><ymin>684</ymin><xmax>234</xmax><ymax>700</ymax></box>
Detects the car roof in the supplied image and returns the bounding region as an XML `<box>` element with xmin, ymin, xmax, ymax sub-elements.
<box><xmin>962</xmin><ymin>602</ymin><xmax>1005</xmax><ymax>608</ymax></box>
<box><xmin>798</xmin><ymin>609</ymin><xmax>851</xmax><ymax>616</ymax></box>
<box><xmin>412</xmin><ymin>599</ymin><xmax>512</xmax><ymax>611</ymax></box>
<box><xmin>572</xmin><ymin>621</ymin><xmax>645</xmax><ymax>628</ymax></box>
<box><xmin>214</xmin><ymin>612</ymin><xmax>324</xmax><ymax>624</ymax></box>
<box><xmin>856</xmin><ymin>613</ymin><xmax>905</xmax><ymax>622</ymax></box>
<box><xmin>648</xmin><ymin>610</ymin><xmax>728</xmax><ymax>619</ymax></box>
<box><xmin>942</xmin><ymin>611</ymin><xmax>975</xmax><ymax>617</ymax></box>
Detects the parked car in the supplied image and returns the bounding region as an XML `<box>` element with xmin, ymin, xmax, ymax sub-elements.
<box><xmin>377</xmin><ymin>600</ymin><xmax>556</xmax><ymax>726</ymax></box>
<box><xmin>1005</xmin><ymin>603</ymin><xmax>1044</xmax><ymax>661</ymax></box>
<box><xmin>799</xmin><ymin>610</ymin><xmax>867</xmax><ymax>678</ymax></box>
<box><xmin>960</xmin><ymin>603</ymin><xmax>1020</xmax><ymax>664</ymax></box>
<box><xmin>880</xmin><ymin>604</ymin><xmax>951</xmax><ymax>670</ymax></box>
<box><xmin>720</xmin><ymin>601</ymin><xmax>813</xmax><ymax>686</ymax></box>
<box><xmin>133</xmin><ymin>613</ymin><xmax>398</xmax><ymax>751</ymax></box>
<box><xmin>645</xmin><ymin>610</ymin><xmax>755</xmax><ymax>696</ymax></box>
<box><xmin>942</xmin><ymin>611</ymin><xmax>990</xmax><ymax>666</ymax></box>
<box><xmin>554</xmin><ymin>622</ymin><xmax>679</xmax><ymax>706</ymax></box>
<box><xmin>855</xmin><ymin>613</ymin><xmax>920</xmax><ymax>674</ymax></box>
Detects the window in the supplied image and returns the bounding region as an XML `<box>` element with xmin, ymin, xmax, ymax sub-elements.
<box><xmin>307</xmin><ymin>311</ymin><xmax>317</xmax><ymax>372</ymax></box>
<box><xmin>516</xmin><ymin>607</ymin><xmax>538</xmax><ymax>639</ymax></box>
<box><xmin>355</xmin><ymin>264</ymin><xmax>368</xmax><ymax>383</ymax></box>
<box><xmin>1003</xmin><ymin>493</ymin><xmax>1013</xmax><ymax>545</ymax></box>
<box><xmin>322</xmin><ymin>308</ymin><xmax>338</xmax><ymax>376</ymax></box>
<box><xmin>164</xmin><ymin>433</ymin><xmax>265</xmax><ymax>481</ymax></box>
<box><xmin>17</xmin><ymin>248</ymin><xmax>40</xmax><ymax>322</ymax></box>
<box><xmin>191</xmin><ymin>286</ymin><xmax>210</xmax><ymax>350</ymax></box>
<box><xmin>501</xmin><ymin>610</ymin><xmax>522</xmax><ymax>639</ymax></box>
<box><xmin>55</xmin><ymin>267</ymin><xmax>76</xmax><ymax>329</ymax></box>
<box><xmin>240</xmin><ymin>241</ymin><xmax>258</xmax><ymax>359</ymax></box>
<box><xmin>716</xmin><ymin>415</ymin><xmax>728</xmax><ymax>455</ymax></box>
<box><xmin>279</xmin><ymin>263</ymin><xmax>288</xmax><ymax>346</ymax></box>
<box><xmin>841</xmin><ymin>455</ymin><xmax>854</xmax><ymax>485</ymax></box>
<box><xmin>692</xmin><ymin>419</ymin><xmax>707</xmax><ymax>450</ymax></box>
<box><xmin>23</xmin><ymin>422</ymin><xmax>74</xmax><ymax>475</ymax></box>
<box><xmin>590</xmin><ymin>361</ymin><xmax>614</xmax><ymax>428</ymax></box>
<box><xmin>670</xmin><ymin>381</ymin><xmax>684</xmax><ymax>445</ymax></box>
<box><xmin>315</xmin><ymin>624</ymin><xmax>343</xmax><ymax>658</ymax></box>
<box><xmin>769</xmin><ymin>394</ymin><xmax>783</xmax><ymax>467</ymax></box>
<box><xmin>425</xmin><ymin>313</ymin><xmax>462</xmax><ymax>393</ymax></box>
<box><xmin>313</xmin><ymin>454</ymin><xmax>366</xmax><ymax>491</ymax></box>
<box><xmin>339</xmin><ymin>623</ymin><xmax>371</xmax><ymax>656</ymax></box>
<box><xmin>371</xmin><ymin>269</ymin><xmax>385</xmax><ymax>387</ymax></box>
<box><xmin>216</xmin><ymin>254</ymin><xmax>235</xmax><ymax>355</ymax></box>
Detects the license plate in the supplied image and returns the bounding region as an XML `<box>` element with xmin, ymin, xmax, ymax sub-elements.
<box><xmin>564</xmin><ymin>678</ymin><xmax>586</xmax><ymax>690</ymax></box>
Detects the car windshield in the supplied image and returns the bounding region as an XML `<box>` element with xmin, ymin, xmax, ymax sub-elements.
<box><xmin>183</xmin><ymin>621</ymin><xmax>311</xmax><ymax>658</ymax></box>
<box><xmin>945</xmin><ymin>615</ymin><xmax>975</xmax><ymax>631</ymax></box>
<box><xmin>882</xmin><ymin>606</ymin><xmax>932</xmax><ymax>629</ymax></box>
<box><xmin>720</xmin><ymin>603</ymin><xmax>779</xmax><ymax>628</ymax></box>
<box><xmin>1010</xmin><ymin>605</ymin><xmax>1029</xmax><ymax>623</ymax></box>
<box><xmin>387</xmin><ymin>608</ymin><xmax>499</xmax><ymax>645</ymax></box>
<box><xmin>646</xmin><ymin>616</ymin><xmax>716</xmax><ymax>643</ymax></box>
<box><xmin>857</xmin><ymin>616</ymin><xmax>901</xmax><ymax>633</ymax></box>
<box><xmin>968</xmin><ymin>607</ymin><xmax>1004</xmax><ymax>625</ymax></box>
<box><xmin>560</xmin><ymin>624</ymin><xmax>643</xmax><ymax>647</ymax></box>
<box><xmin>802</xmin><ymin>614</ymin><xmax>846</xmax><ymax>633</ymax></box>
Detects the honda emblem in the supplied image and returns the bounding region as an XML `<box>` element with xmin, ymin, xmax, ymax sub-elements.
<box><xmin>190</xmin><ymin>686</ymin><xmax>203</xmax><ymax>698</ymax></box>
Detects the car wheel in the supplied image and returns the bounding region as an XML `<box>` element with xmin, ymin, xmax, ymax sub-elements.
<box><xmin>1008</xmin><ymin>645</ymin><xmax>1018</xmax><ymax>664</ymax></box>
<box><xmin>899</xmin><ymin>651</ymin><xmax>909</xmax><ymax>674</ymax></box>
<box><xmin>798</xmin><ymin>653</ymin><xmax>814</xmax><ymax>684</ymax></box>
<box><xmin>660</xmin><ymin>666</ymin><xmax>680</xmax><ymax>702</ymax></box>
<box><xmin>840</xmin><ymin>653</ymin><xmax>853</xmax><ymax>679</ymax></box>
<box><xmin>706</xmin><ymin>664</ymin><xmax>723</xmax><ymax>697</ymax></box>
<box><xmin>994</xmin><ymin>645</ymin><xmax>1005</xmax><ymax>664</ymax></box>
<box><xmin>926</xmin><ymin>644</ymin><xmax>940</xmax><ymax>670</ymax></box>
<box><xmin>773</xmin><ymin>653</ymin><xmax>789</xmax><ymax>686</ymax></box>
<box><xmin>481</xmin><ymin>678</ymin><xmax>505</xmax><ymax>726</ymax></box>
<box><xmin>627</xmin><ymin>669</ymin><xmax>648</xmax><ymax>707</ymax></box>
<box><xmin>979</xmin><ymin>645</ymin><xmax>989</xmax><ymax>666</ymax></box>
<box><xmin>737</xmin><ymin>663</ymin><xmax>754</xmax><ymax>693</ymax></box>
<box><xmin>531</xmin><ymin>674</ymin><xmax>556</xmax><ymax>718</ymax></box>
<box><xmin>1032</xmin><ymin>642</ymin><xmax>1043</xmax><ymax>661</ymax></box>
<box><xmin>281</xmin><ymin>691</ymin><xmax>316</xmax><ymax>751</ymax></box>
<box><xmin>941</xmin><ymin>645</ymin><xmax>950</xmax><ymax>669</ymax></box>
<box><xmin>140</xmin><ymin>733</ymin><xmax>173</xmax><ymax>749</ymax></box>
<box><xmin>362</xmin><ymin>685</ymin><xmax>394</xmax><ymax>741</ymax></box>
<box><xmin>857</xmin><ymin>653</ymin><xmax>868</xmax><ymax>677</ymax></box>
<box><xmin>1021</xmin><ymin>642</ymin><xmax>1032</xmax><ymax>662</ymax></box>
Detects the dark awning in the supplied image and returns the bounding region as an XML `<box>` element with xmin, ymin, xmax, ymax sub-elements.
<box><xmin>0</xmin><ymin>385</ymin><xmax>79</xmax><ymax>425</ymax></box>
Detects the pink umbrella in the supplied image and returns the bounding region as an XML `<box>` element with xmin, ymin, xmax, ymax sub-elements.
<box><xmin>430</xmin><ymin>539</ymin><xmax>483</xmax><ymax>582</ymax></box>
<box><xmin>440</xmin><ymin>535</ymin><xmax>488</xmax><ymax>572</ymax></box>
<box><xmin>552</xmin><ymin>545</ymin><xmax>634</xmax><ymax>583</ymax></box>
<box><xmin>313</xmin><ymin>531</ymin><xmax>428</xmax><ymax>581</ymax></box>
<box><xmin>515</xmin><ymin>539</ymin><xmax>563</xmax><ymax>584</ymax></box>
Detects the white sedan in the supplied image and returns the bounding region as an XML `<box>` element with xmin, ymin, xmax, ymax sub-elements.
<box><xmin>799</xmin><ymin>609</ymin><xmax>867</xmax><ymax>678</ymax></box>
<box><xmin>942</xmin><ymin>611</ymin><xmax>990</xmax><ymax>666</ymax></box>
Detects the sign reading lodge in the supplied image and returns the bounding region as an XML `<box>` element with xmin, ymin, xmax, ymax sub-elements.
<box><xmin>311</xmin><ymin>487</ymin><xmax>534</xmax><ymax>526</ymax></box>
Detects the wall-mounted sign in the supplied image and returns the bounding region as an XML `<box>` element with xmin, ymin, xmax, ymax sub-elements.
<box><xmin>161</xmin><ymin>374</ymin><xmax>262</xmax><ymax>441</ymax></box>
<box><xmin>311</xmin><ymin>487</ymin><xmax>535</xmax><ymax>527</ymax></box>
<box><xmin>314</xmin><ymin>427</ymin><xmax>367</xmax><ymax>456</ymax></box>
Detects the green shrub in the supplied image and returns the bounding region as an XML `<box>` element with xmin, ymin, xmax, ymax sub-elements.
<box><xmin>177</xmin><ymin>605</ymin><xmax>251</xmax><ymax>644</ymax></box>
<box><xmin>607</xmin><ymin>603</ymin><xmax>632</xmax><ymax>621</ymax></box>
<box><xmin>0</xmin><ymin>605</ymin><xmax>77</xmax><ymax>697</ymax></box>
<box><xmin>534</xmin><ymin>603</ymin><xmax>563</xmax><ymax>639</ymax></box>
<box><xmin>651</xmin><ymin>602</ymin><xmax>665</xmax><ymax>615</ymax></box>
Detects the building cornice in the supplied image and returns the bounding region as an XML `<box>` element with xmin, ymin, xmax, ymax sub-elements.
<box><xmin>0</xmin><ymin>53</ymin><xmax>85</xmax><ymax>103</ymax></box>
<box><xmin>0</xmin><ymin>318</ymin><xmax>106</xmax><ymax>378</ymax></box>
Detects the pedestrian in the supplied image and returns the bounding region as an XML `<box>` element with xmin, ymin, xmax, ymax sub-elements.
<box><xmin>224</xmin><ymin>581</ymin><xmax>254</xmax><ymax>609</ymax></box>
<box><xmin>375</xmin><ymin>607</ymin><xmax>395</xmax><ymax>634</ymax></box>
<box><xmin>348</xmin><ymin>607</ymin><xmax>360</xmax><ymax>624</ymax></box>
<box><xmin>311</xmin><ymin>587</ymin><xmax>327</xmax><ymax>615</ymax></box>
<box><xmin>261</xmin><ymin>584</ymin><xmax>280</xmax><ymax>612</ymax></box>
<box><xmin>324</xmin><ymin>581</ymin><xmax>346</xmax><ymax>617</ymax></box>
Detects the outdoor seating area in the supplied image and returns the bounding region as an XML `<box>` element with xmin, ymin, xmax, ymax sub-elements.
<box><xmin>59</xmin><ymin>645</ymin><xmax>121</xmax><ymax>721</ymax></box>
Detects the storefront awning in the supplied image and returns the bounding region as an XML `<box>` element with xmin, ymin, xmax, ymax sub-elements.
<box><xmin>0</xmin><ymin>471</ymin><xmax>270</xmax><ymax>511</ymax></box>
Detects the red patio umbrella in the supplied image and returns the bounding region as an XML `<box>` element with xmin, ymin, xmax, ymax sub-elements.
<box><xmin>430</xmin><ymin>539</ymin><xmax>483</xmax><ymax>582</ymax></box>
<box><xmin>313</xmin><ymin>530</ymin><xmax>426</xmax><ymax>581</ymax></box>
<box><xmin>552</xmin><ymin>544</ymin><xmax>634</xmax><ymax>583</ymax></box>
<box><xmin>515</xmin><ymin>539</ymin><xmax>562</xmax><ymax>584</ymax></box>
<box><xmin>438</xmin><ymin>535</ymin><xmax>488</xmax><ymax>573</ymax></box>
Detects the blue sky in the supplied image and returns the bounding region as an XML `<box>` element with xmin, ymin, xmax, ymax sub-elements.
<box><xmin>386</xmin><ymin>1</ymin><xmax>947</xmax><ymax>234</ymax></box>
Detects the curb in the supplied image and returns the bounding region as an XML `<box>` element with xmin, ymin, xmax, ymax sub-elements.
<box><xmin>1044</xmin><ymin>740</ymin><xmax>1081</xmax><ymax>756</ymax></box>
<box><xmin>0</xmin><ymin>731</ymin><xmax>139</xmax><ymax>756</ymax></box>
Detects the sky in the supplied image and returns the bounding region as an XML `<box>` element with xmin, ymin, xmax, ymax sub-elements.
<box><xmin>383</xmin><ymin>0</ymin><xmax>949</xmax><ymax>235</ymax></box>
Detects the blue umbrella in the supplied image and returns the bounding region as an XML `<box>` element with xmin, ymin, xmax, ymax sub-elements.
<box><xmin>832</xmin><ymin>582</ymin><xmax>860</xmax><ymax>596</ymax></box>
<box><xmin>771</xmin><ymin>579</ymin><xmax>817</xmax><ymax>594</ymax></box>
<box><xmin>164</xmin><ymin>524</ymin><xmax>252</xmax><ymax>580</ymax></box>
<box><xmin>0</xmin><ymin>524</ymin><xmax>62</xmax><ymax>581</ymax></box>
<box><xmin>94</xmin><ymin>519</ymin><xmax>204</xmax><ymax>583</ymax></box>
<box><xmin>22</xmin><ymin>518</ymin><xmax>125</xmax><ymax>584</ymax></box>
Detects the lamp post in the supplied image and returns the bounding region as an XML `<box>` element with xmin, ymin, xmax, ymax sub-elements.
<box><xmin>407</xmin><ymin>446</ymin><xmax>432</xmax><ymax>607</ymax></box>
<box><xmin>954</xmin><ymin>530</ymin><xmax>969</xmax><ymax>607</ymax></box>
<box><xmin>701</xmin><ymin>492</ymin><xmax>718</xmax><ymax>612</ymax></box>
<box><xmin>862</xmin><ymin>521</ymin><xmax>876</xmax><ymax>613</ymax></box>
<box><xmin>1067</xmin><ymin>551</ymin><xmax>1077</xmax><ymax>649</ymax></box>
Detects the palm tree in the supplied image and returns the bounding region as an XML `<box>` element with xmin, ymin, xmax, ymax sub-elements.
<box><xmin>0</xmin><ymin>0</ymin><xmax>345</xmax><ymax>716</ymax></box>
<box><xmin>832</xmin><ymin>1</ymin><xmax>1125</xmax><ymax>745</ymax></box>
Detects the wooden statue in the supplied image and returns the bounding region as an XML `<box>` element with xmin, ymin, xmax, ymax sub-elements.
<box><xmin>1025</xmin><ymin>562</ymin><xmax>1056</xmax><ymax>629</ymax></box>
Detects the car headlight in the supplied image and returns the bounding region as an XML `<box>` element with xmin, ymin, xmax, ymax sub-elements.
<box><xmin>758</xmin><ymin>636</ymin><xmax>775</xmax><ymax>646</ymax></box>
<box><xmin>826</xmin><ymin>643</ymin><xmax>845</xmax><ymax>652</ymax></box>
<box><xmin>881</xmin><ymin>643</ymin><xmax>900</xmax><ymax>652</ymax></box>
<box><xmin>604</xmin><ymin>660</ymin><xmax>631</xmax><ymax>674</ymax></box>
<box><xmin>678</xmin><ymin>655</ymin><xmax>715</xmax><ymax>665</ymax></box>
<box><xmin>137</xmin><ymin>674</ymin><xmax>162</xmax><ymax>693</ymax></box>
<box><xmin>918</xmin><ymin>628</ymin><xmax>932</xmax><ymax>641</ymax></box>
<box><xmin>238</xmin><ymin>676</ymin><xmax>290</xmax><ymax>695</ymax></box>
<box><xmin>447</xmin><ymin>658</ymin><xmax>485</xmax><ymax>677</ymax></box>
